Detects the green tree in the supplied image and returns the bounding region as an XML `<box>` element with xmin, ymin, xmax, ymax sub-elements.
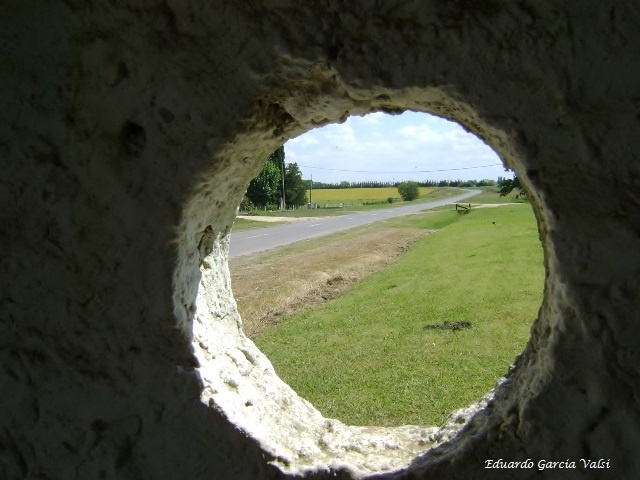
<box><xmin>477</xmin><ymin>178</ymin><xmax>497</xmax><ymax>186</ymax></box>
<box><xmin>245</xmin><ymin>146</ymin><xmax>308</xmax><ymax>208</ymax></box>
<box><xmin>397</xmin><ymin>181</ymin><xmax>420</xmax><ymax>201</ymax></box>
<box><xmin>246</xmin><ymin>154</ymin><xmax>281</xmax><ymax>207</ymax></box>
<box><xmin>498</xmin><ymin>173</ymin><xmax>526</xmax><ymax>199</ymax></box>
<box><xmin>269</xmin><ymin>146</ymin><xmax>286</xmax><ymax>209</ymax></box>
<box><xmin>284</xmin><ymin>162</ymin><xmax>308</xmax><ymax>206</ymax></box>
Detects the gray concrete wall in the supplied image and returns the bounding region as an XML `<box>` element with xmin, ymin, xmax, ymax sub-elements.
<box><xmin>2</xmin><ymin>1</ymin><xmax>639</xmax><ymax>478</ymax></box>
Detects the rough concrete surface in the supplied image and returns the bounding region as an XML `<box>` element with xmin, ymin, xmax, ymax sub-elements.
<box><xmin>2</xmin><ymin>1</ymin><xmax>640</xmax><ymax>479</ymax></box>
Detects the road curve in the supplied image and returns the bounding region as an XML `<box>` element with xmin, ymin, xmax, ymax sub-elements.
<box><xmin>229</xmin><ymin>189</ymin><xmax>480</xmax><ymax>258</ymax></box>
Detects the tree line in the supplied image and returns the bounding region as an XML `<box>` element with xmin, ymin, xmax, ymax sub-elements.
<box><xmin>311</xmin><ymin>178</ymin><xmax>498</xmax><ymax>189</ymax></box>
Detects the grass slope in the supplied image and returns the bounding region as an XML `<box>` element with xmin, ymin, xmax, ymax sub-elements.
<box><xmin>255</xmin><ymin>204</ymin><xmax>544</xmax><ymax>427</ymax></box>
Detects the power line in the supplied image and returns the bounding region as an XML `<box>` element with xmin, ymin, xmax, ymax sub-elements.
<box><xmin>295</xmin><ymin>163</ymin><xmax>503</xmax><ymax>174</ymax></box>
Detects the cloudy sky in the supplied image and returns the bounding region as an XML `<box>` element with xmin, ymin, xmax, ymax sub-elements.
<box><xmin>284</xmin><ymin>111</ymin><xmax>506</xmax><ymax>184</ymax></box>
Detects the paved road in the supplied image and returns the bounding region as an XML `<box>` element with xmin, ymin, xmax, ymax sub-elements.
<box><xmin>229</xmin><ymin>189</ymin><xmax>480</xmax><ymax>258</ymax></box>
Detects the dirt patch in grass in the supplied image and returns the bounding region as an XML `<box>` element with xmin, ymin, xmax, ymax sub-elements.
<box><xmin>229</xmin><ymin>227</ymin><xmax>431</xmax><ymax>338</ymax></box>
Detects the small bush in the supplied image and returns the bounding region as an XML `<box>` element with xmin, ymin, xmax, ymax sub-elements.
<box><xmin>387</xmin><ymin>197</ymin><xmax>394</xmax><ymax>204</ymax></box>
<box><xmin>397</xmin><ymin>181</ymin><xmax>420</xmax><ymax>201</ymax></box>
<box><xmin>239</xmin><ymin>196</ymin><xmax>253</xmax><ymax>211</ymax></box>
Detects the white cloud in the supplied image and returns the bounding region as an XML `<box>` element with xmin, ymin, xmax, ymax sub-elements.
<box><xmin>288</xmin><ymin>135</ymin><xmax>320</xmax><ymax>148</ymax></box>
<box><xmin>399</xmin><ymin>125</ymin><xmax>416</xmax><ymax>136</ymax></box>
<box><xmin>399</xmin><ymin>124</ymin><xmax>445</xmax><ymax>143</ymax></box>
<box><xmin>284</xmin><ymin>112</ymin><xmax>504</xmax><ymax>183</ymax></box>
<box><xmin>359</xmin><ymin>111</ymin><xmax>385</xmax><ymax>124</ymax></box>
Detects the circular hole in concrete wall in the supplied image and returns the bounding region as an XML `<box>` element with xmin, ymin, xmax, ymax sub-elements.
<box><xmin>192</xmin><ymin>110</ymin><xmax>545</xmax><ymax>477</ymax></box>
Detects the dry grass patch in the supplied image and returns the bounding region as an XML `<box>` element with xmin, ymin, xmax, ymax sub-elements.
<box><xmin>229</xmin><ymin>227</ymin><xmax>430</xmax><ymax>338</ymax></box>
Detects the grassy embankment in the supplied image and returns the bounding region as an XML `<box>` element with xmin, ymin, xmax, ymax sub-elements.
<box><xmin>231</xmin><ymin>187</ymin><xmax>491</xmax><ymax>332</ymax></box>
<box><xmin>251</xmin><ymin>192</ymin><xmax>543</xmax><ymax>427</ymax></box>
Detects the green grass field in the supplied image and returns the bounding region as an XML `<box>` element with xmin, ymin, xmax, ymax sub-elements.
<box><xmin>255</xmin><ymin>203</ymin><xmax>544</xmax><ymax>427</ymax></box>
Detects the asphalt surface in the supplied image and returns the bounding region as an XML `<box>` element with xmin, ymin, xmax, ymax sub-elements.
<box><xmin>229</xmin><ymin>189</ymin><xmax>480</xmax><ymax>258</ymax></box>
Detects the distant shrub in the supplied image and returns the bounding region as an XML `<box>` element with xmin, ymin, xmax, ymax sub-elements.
<box><xmin>397</xmin><ymin>181</ymin><xmax>420</xmax><ymax>201</ymax></box>
<box><xmin>239</xmin><ymin>196</ymin><xmax>253</xmax><ymax>211</ymax></box>
<box><xmin>387</xmin><ymin>197</ymin><xmax>394</xmax><ymax>204</ymax></box>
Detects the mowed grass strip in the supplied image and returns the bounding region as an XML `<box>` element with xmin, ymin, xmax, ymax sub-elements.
<box><xmin>232</xmin><ymin>218</ymin><xmax>287</xmax><ymax>231</ymax></box>
<box><xmin>255</xmin><ymin>204</ymin><xmax>544</xmax><ymax>427</ymax></box>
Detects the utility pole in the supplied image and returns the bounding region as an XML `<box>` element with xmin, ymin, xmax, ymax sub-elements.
<box><xmin>309</xmin><ymin>174</ymin><xmax>313</xmax><ymax>207</ymax></box>
<box><xmin>280</xmin><ymin>155</ymin><xmax>286</xmax><ymax>211</ymax></box>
